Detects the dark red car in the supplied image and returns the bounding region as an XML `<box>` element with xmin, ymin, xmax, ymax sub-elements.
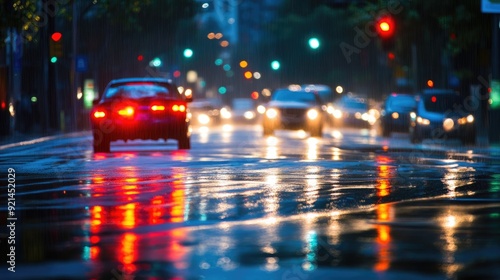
<box><xmin>90</xmin><ymin>78</ymin><xmax>192</xmax><ymax>152</ymax></box>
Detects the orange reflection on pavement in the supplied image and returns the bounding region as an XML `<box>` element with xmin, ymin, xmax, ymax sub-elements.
<box><xmin>149</xmin><ymin>196</ymin><xmax>164</xmax><ymax>224</ymax></box>
<box><xmin>120</xmin><ymin>203</ymin><xmax>137</xmax><ymax>229</ymax></box>
<box><xmin>374</xmin><ymin>203</ymin><xmax>393</xmax><ymax>272</ymax></box>
<box><xmin>170</xmin><ymin>173</ymin><xmax>185</xmax><ymax>222</ymax></box>
<box><xmin>90</xmin><ymin>246</ymin><xmax>100</xmax><ymax>260</ymax></box>
<box><xmin>90</xmin><ymin>205</ymin><xmax>103</xmax><ymax>232</ymax></box>
<box><xmin>119</xmin><ymin>232</ymin><xmax>138</xmax><ymax>274</ymax></box>
<box><xmin>376</xmin><ymin>155</ymin><xmax>393</xmax><ymax>198</ymax></box>
<box><xmin>165</xmin><ymin>228</ymin><xmax>189</xmax><ymax>270</ymax></box>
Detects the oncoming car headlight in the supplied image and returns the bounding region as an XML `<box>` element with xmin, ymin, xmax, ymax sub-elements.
<box><xmin>443</xmin><ymin>118</ymin><xmax>454</xmax><ymax>131</ymax></box>
<box><xmin>257</xmin><ymin>105</ymin><xmax>266</xmax><ymax>114</ymax></box>
<box><xmin>197</xmin><ymin>113</ymin><xmax>210</xmax><ymax>125</ymax></box>
<box><xmin>417</xmin><ymin>116</ymin><xmax>430</xmax><ymax>125</ymax></box>
<box><xmin>458</xmin><ymin>114</ymin><xmax>474</xmax><ymax>125</ymax></box>
<box><xmin>244</xmin><ymin>111</ymin><xmax>255</xmax><ymax>120</ymax></box>
<box><xmin>266</xmin><ymin>108</ymin><xmax>278</xmax><ymax>119</ymax></box>
<box><xmin>220</xmin><ymin>108</ymin><xmax>232</xmax><ymax>119</ymax></box>
<box><xmin>307</xmin><ymin>109</ymin><xmax>319</xmax><ymax>120</ymax></box>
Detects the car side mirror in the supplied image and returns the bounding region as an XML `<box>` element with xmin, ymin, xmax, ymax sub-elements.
<box><xmin>92</xmin><ymin>99</ymin><xmax>100</xmax><ymax>106</ymax></box>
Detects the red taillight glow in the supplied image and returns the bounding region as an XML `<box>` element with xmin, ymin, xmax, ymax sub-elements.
<box><xmin>93</xmin><ymin>111</ymin><xmax>106</xmax><ymax>118</ymax></box>
<box><xmin>151</xmin><ymin>105</ymin><xmax>165</xmax><ymax>111</ymax></box>
<box><xmin>118</xmin><ymin>106</ymin><xmax>135</xmax><ymax>117</ymax></box>
<box><xmin>172</xmin><ymin>104</ymin><xmax>186</xmax><ymax>112</ymax></box>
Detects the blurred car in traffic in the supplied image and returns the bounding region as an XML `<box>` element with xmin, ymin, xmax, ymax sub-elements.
<box><xmin>90</xmin><ymin>77</ymin><xmax>192</xmax><ymax>152</ymax></box>
<box><xmin>301</xmin><ymin>84</ymin><xmax>335</xmax><ymax>125</ymax></box>
<box><xmin>409</xmin><ymin>89</ymin><xmax>475</xmax><ymax>144</ymax></box>
<box><xmin>331</xmin><ymin>94</ymin><xmax>375</xmax><ymax>128</ymax></box>
<box><xmin>379</xmin><ymin>93</ymin><xmax>417</xmax><ymax>137</ymax></box>
<box><xmin>262</xmin><ymin>86</ymin><xmax>325</xmax><ymax>137</ymax></box>
<box><xmin>230</xmin><ymin>98</ymin><xmax>258</xmax><ymax>124</ymax></box>
<box><xmin>188</xmin><ymin>98</ymin><xmax>224</xmax><ymax>126</ymax></box>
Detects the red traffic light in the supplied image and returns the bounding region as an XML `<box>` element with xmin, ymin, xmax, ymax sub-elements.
<box><xmin>51</xmin><ymin>32</ymin><xmax>62</xmax><ymax>42</ymax></box>
<box><xmin>376</xmin><ymin>16</ymin><xmax>395</xmax><ymax>38</ymax></box>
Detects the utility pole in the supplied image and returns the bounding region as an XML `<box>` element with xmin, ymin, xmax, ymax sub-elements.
<box><xmin>47</xmin><ymin>12</ymin><xmax>59</xmax><ymax>131</ymax></box>
<box><xmin>490</xmin><ymin>14</ymin><xmax>500</xmax><ymax>143</ymax></box>
<box><xmin>70</xmin><ymin>1</ymin><xmax>78</xmax><ymax>131</ymax></box>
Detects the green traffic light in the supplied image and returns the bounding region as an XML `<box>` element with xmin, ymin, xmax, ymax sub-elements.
<box><xmin>50</xmin><ymin>57</ymin><xmax>57</xmax><ymax>63</ymax></box>
<box><xmin>308</xmin><ymin>37</ymin><xmax>320</xmax><ymax>49</ymax></box>
<box><xmin>271</xmin><ymin>60</ymin><xmax>280</xmax><ymax>70</ymax></box>
<box><xmin>490</xmin><ymin>80</ymin><xmax>500</xmax><ymax>109</ymax></box>
<box><xmin>183</xmin><ymin>48</ymin><xmax>193</xmax><ymax>58</ymax></box>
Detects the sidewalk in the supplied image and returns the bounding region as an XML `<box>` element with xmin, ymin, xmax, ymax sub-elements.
<box><xmin>0</xmin><ymin>130</ymin><xmax>90</xmax><ymax>150</ymax></box>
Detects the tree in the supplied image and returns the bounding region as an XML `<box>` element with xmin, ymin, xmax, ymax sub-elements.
<box><xmin>257</xmin><ymin>1</ymin><xmax>358</xmax><ymax>91</ymax></box>
<box><xmin>347</xmin><ymin>0</ymin><xmax>491</xmax><ymax>92</ymax></box>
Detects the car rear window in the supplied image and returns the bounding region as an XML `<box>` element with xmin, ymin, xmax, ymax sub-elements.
<box><xmin>423</xmin><ymin>94</ymin><xmax>463</xmax><ymax>113</ymax></box>
<box><xmin>387</xmin><ymin>96</ymin><xmax>416</xmax><ymax>111</ymax></box>
<box><xmin>104</xmin><ymin>82</ymin><xmax>178</xmax><ymax>99</ymax></box>
<box><xmin>272</xmin><ymin>90</ymin><xmax>318</xmax><ymax>104</ymax></box>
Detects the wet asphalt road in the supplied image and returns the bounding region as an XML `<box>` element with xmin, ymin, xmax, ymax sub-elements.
<box><xmin>1</xmin><ymin>124</ymin><xmax>500</xmax><ymax>280</ymax></box>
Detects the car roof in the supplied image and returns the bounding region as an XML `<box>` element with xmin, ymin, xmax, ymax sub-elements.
<box><xmin>108</xmin><ymin>77</ymin><xmax>174</xmax><ymax>85</ymax></box>
<box><xmin>388</xmin><ymin>92</ymin><xmax>413</xmax><ymax>97</ymax></box>
<box><xmin>301</xmin><ymin>84</ymin><xmax>332</xmax><ymax>92</ymax></box>
<box><xmin>386</xmin><ymin>93</ymin><xmax>415</xmax><ymax>99</ymax></box>
<box><xmin>421</xmin><ymin>88</ymin><xmax>458</xmax><ymax>95</ymax></box>
<box><xmin>274</xmin><ymin>87</ymin><xmax>318</xmax><ymax>94</ymax></box>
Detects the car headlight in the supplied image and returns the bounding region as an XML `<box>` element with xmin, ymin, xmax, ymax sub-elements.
<box><xmin>333</xmin><ymin>109</ymin><xmax>342</xmax><ymax>119</ymax></box>
<box><xmin>220</xmin><ymin>108</ymin><xmax>232</xmax><ymax>119</ymax></box>
<box><xmin>391</xmin><ymin>112</ymin><xmax>399</xmax><ymax>119</ymax></box>
<box><xmin>458</xmin><ymin>114</ymin><xmax>474</xmax><ymax>125</ymax></box>
<box><xmin>257</xmin><ymin>105</ymin><xmax>266</xmax><ymax>114</ymax></box>
<box><xmin>307</xmin><ymin>109</ymin><xmax>319</xmax><ymax>120</ymax></box>
<box><xmin>266</xmin><ymin>108</ymin><xmax>278</xmax><ymax>119</ymax></box>
<box><xmin>197</xmin><ymin>113</ymin><xmax>210</xmax><ymax>125</ymax></box>
<box><xmin>417</xmin><ymin>116</ymin><xmax>430</xmax><ymax>125</ymax></box>
<box><xmin>244</xmin><ymin>111</ymin><xmax>255</xmax><ymax>120</ymax></box>
<box><xmin>361</xmin><ymin>113</ymin><xmax>369</xmax><ymax>121</ymax></box>
<box><xmin>443</xmin><ymin>118</ymin><xmax>454</xmax><ymax>131</ymax></box>
<box><xmin>327</xmin><ymin>105</ymin><xmax>334</xmax><ymax>114</ymax></box>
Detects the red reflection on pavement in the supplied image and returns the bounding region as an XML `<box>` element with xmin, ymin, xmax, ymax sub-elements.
<box><xmin>86</xmin><ymin>165</ymin><xmax>190</xmax><ymax>277</ymax></box>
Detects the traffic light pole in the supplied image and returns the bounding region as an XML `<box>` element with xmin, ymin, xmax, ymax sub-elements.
<box><xmin>47</xmin><ymin>13</ymin><xmax>59</xmax><ymax>131</ymax></box>
<box><xmin>71</xmin><ymin>1</ymin><xmax>78</xmax><ymax>131</ymax></box>
<box><xmin>490</xmin><ymin>14</ymin><xmax>500</xmax><ymax>143</ymax></box>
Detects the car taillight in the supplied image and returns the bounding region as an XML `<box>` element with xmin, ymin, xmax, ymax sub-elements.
<box><xmin>172</xmin><ymin>104</ymin><xmax>186</xmax><ymax>112</ymax></box>
<box><xmin>151</xmin><ymin>105</ymin><xmax>165</xmax><ymax>111</ymax></box>
<box><xmin>118</xmin><ymin>106</ymin><xmax>135</xmax><ymax>117</ymax></box>
<box><xmin>93</xmin><ymin>110</ymin><xmax>106</xmax><ymax>118</ymax></box>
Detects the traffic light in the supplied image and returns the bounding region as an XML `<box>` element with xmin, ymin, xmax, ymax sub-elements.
<box><xmin>49</xmin><ymin>32</ymin><xmax>63</xmax><ymax>62</ymax></box>
<box><xmin>376</xmin><ymin>16</ymin><xmax>395</xmax><ymax>51</ymax></box>
<box><xmin>271</xmin><ymin>60</ymin><xmax>280</xmax><ymax>70</ymax></box>
<box><xmin>183</xmin><ymin>48</ymin><xmax>193</xmax><ymax>58</ymax></box>
<box><xmin>308</xmin><ymin>37</ymin><xmax>320</xmax><ymax>49</ymax></box>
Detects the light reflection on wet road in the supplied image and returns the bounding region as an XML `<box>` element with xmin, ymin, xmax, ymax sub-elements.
<box><xmin>1</xmin><ymin>125</ymin><xmax>499</xmax><ymax>280</ymax></box>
